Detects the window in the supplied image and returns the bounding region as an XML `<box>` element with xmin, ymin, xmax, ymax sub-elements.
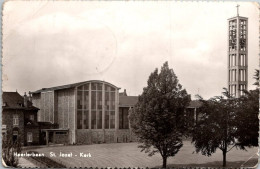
<box><xmin>91</xmin><ymin>111</ymin><xmax>96</xmax><ymax>129</ymax></box>
<box><xmin>2</xmin><ymin>132</ymin><xmax>6</xmax><ymax>141</ymax></box>
<box><xmin>77</xmin><ymin>91</ymin><xmax>83</xmax><ymax>109</ymax></box>
<box><xmin>29</xmin><ymin>115</ymin><xmax>34</xmax><ymax>121</ymax></box>
<box><xmin>13</xmin><ymin>114</ymin><xmax>19</xmax><ymax>126</ymax></box>
<box><xmin>27</xmin><ymin>132</ymin><xmax>33</xmax><ymax>142</ymax></box>
<box><xmin>83</xmin><ymin>110</ymin><xmax>89</xmax><ymax>129</ymax></box>
<box><xmin>119</xmin><ymin>108</ymin><xmax>129</xmax><ymax>129</ymax></box>
<box><xmin>110</xmin><ymin>111</ymin><xmax>115</xmax><ymax>129</ymax></box>
<box><xmin>56</xmin><ymin>132</ymin><xmax>67</xmax><ymax>135</ymax></box>
<box><xmin>105</xmin><ymin>111</ymin><xmax>109</xmax><ymax>129</ymax></box>
<box><xmin>97</xmin><ymin>110</ymin><xmax>102</xmax><ymax>129</ymax></box>
<box><xmin>77</xmin><ymin>84</ymin><xmax>90</xmax><ymax>129</ymax></box>
<box><xmin>77</xmin><ymin>110</ymin><xmax>82</xmax><ymax>129</ymax></box>
<box><xmin>13</xmin><ymin>131</ymin><xmax>18</xmax><ymax>143</ymax></box>
<box><xmin>17</xmin><ymin>102</ymin><xmax>23</xmax><ymax>107</ymax></box>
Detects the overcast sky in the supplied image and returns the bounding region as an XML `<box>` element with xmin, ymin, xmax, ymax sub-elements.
<box><xmin>2</xmin><ymin>1</ymin><xmax>259</xmax><ymax>99</ymax></box>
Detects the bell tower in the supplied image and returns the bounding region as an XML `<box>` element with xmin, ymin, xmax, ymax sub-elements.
<box><xmin>228</xmin><ymin>5</ymin><xmax>248</xmax><ymax>98</ymax></box>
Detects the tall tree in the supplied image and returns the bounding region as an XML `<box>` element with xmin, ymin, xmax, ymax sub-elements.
<box><xmin>129</xmin><ymin>62</ymin><xmax>191</xmax><ymax>168</ymax></box>
<box><xmin>191</xmin><ymin>89</ymin><xmax>241</xmax><ymax>167</ymax></box>
<box><xmin>2</xmin><ymin>136</ymin><xmax>22</xmax><ymax>167</ymax></box>
<box><xmin>235</xmin><ymin>69</ymin><xmax>259</xmax><ymax>147</ymax></box>
<box><xmin>235</xmin><ymin>89</ymin><xmax>259</xmax><ymax>147</ymax></box>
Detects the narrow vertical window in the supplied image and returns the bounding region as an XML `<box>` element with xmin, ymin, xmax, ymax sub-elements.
<box><xmin>13</xmin><ymin>114</ymin><xmax>19</xmax><ymax>126</ymax></box>
<box><xmin>27</xmin><ymin>132</ymin><xmax>33</xmax><ymax>142</ymax></box>
<box><xmin>29</xmin><ymin>114</ymin><xmax>34</xmax><ymax>121</ymax></box>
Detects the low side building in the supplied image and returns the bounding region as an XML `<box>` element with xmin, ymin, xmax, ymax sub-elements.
<box><xmin>186</xmin><ymin>100</ymin><xmax>203</xmax><ymax>126</ymax></box>
<box><xmin>2</xmin><ymin>92</ymin><xmax>40</xmax><ymax>146</ymax></box>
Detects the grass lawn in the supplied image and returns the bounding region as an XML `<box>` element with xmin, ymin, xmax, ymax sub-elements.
<box><xmin>28</xmin><ymin>141</ymin><xmax>258</xmax><ymax>168</ymax></box>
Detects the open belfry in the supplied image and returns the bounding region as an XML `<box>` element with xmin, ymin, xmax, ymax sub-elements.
<box><xmin>228</xmin><ymin>5</ymin><xmax>248</xmax><ymax>98</ymax></box>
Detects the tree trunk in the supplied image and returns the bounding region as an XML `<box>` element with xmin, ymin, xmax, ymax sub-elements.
<box><xmin>162</xmin><ymin>157</ymin><xmax>167</xmax><ymax>168</ymax></box>
<box><xmin>222</xmin><ymin>150</ymin><xmax>227</xmax><ymax>167</ymax></box>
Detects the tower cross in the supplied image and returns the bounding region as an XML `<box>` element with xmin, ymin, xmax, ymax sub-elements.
<box><xmin>236</xmin><ymin>4</ymin><xmax>240</xmax><ymax>16</ymax></box>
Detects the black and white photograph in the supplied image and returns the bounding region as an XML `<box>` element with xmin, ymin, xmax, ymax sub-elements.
<box><xmin>2</xmin><ymin>1</ymin><xmax>259</xmax><ymax>168</ymax></box>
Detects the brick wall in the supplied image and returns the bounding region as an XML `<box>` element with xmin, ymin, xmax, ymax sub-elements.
<box><xmin>76</xmin><ymin>130</ymin><xmax>92</xmax><ymax>144</ymax></box>
<box><xmin>75</xmin><ymin>129</ymin><xmax>136</xmax><ymax>145</ymax></box>
<box><xmin>2</xmin><ymin>110</ymin><xmax>25</xmax><ymax>145</ymax></box>
<box><xmin>24</xmin><ymin>128</ymin><xmax>39</xmax><ymax>146</ymax></box>
<box><xmin>104</xmin><ymin>130</ymin><xmax>116</xmax><ymax>143</ymax></box>
<box><xmin>117</xmin><ymin>129</ymin><xmax>131</xmax><ymax>143</ymax></box>
<box><xmin>54</xmin><ymin>132</ymin><xmax>69</xmax><ymax>144</ymax></box>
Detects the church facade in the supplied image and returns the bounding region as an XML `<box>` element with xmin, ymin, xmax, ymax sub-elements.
<box><xmin>31</xmin><ymin>80</ymin><xmax>138</xmax><ymax>145</ymax></box>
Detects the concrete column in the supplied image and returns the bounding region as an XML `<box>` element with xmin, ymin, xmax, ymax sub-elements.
<box><xmin>102</xmin><ymin>83</ymin><xmax>105</xmax><ymax>143</ymax></box>
<box><xmin>89</xmin><ymin>83</ymin><xmax>92</xmax><ymax>130</ymax></box>
<box><xmin>82</xmin><ymin>87</ymin><xmax>84</xmax><ymax>129</ymax></box>
<box><xmin>128</xmin><ymin>107</ymin><xmax>132</xmax><ymax>141</ymax></box>
<box><xmin>115</xmin><ymin>89</ymin><xmax>119</xmax><ymax>142</ymax></box>
<box><xmin>53</xmin><ymin>132</ymin><xmax>56</xmax><ymax>144</ymax></box>
<box><xmin>73</xmin><ymin>88</ymin><xmax>77</xmax><ymax>144</ymax></box>
<box><xmin>115</xmin><ymin>89</ymin><xmax>119</xmax><ymax>130</ymax></box>
<box><xmin>46</xmin><ymin>131</ymin><xmax>49</xmax><ymax>146</ymax></box>
<box><xmin>102</xmin><ymin>83</ymin><xmax>105</xmax><ymax>129</ymax></box>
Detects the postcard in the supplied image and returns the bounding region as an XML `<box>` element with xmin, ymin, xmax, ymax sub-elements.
<box><xmin>2</xmin><ymin>1</ymin><xmax>259</xmax><ymax>168</ymax></box>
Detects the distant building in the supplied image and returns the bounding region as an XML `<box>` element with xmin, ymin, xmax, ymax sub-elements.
<box><xmin>2</xmin><ymin>92</ymin><xmax>40</xmax><ymax>146</ymax></box>
<box><xmin>31</xmin><ymin>80</ymin><xmax>138</xmax><ymax>145</ymax></box>
<box><xmin>228</xmin><ymin>7</ymin><xmax>248</xmax><ymax>98</ymax></box>
<box><xmin>186</xmin><ymin>100</ymin><xmax>202</xmax><ymax>126</ymax></box>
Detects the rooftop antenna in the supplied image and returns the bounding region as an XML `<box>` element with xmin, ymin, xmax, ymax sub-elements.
<box><xmin>236</xmin><ymin>4</ymin><xmax>240</xmax><ymax>16</ymax></box>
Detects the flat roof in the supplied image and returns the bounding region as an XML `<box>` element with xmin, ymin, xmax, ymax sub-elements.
<box><xmin>41</xmin><ymin>129</ymin><xmax>69</xmax><ymax>132</ymax></box>
<box><xmin>228</xmin><ymin>16</ymin><xmax>248</xmax><ymax>20</ymax></box>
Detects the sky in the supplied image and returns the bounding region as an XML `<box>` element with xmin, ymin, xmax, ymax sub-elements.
<box><xmin>2</xmin><ymin>1</ymin><xmax>259</xmax><ymax>99</ymax></box>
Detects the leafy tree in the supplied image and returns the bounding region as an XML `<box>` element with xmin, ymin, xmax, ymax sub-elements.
<box><xmin>192</xmin><ymin>69</ymin><xmax>259</xmax><ymax>167</ymax></box>
<box><xmin>235</xmin><ymin>69</ymin><xmax>259</xmax><ymax>147</ymax></box>
<box><xmin>235</xmin><ymin>89</ymin><xmax>259</xmax><ymax>147</ymax></box>
<box><xmin>129</xmin><ymin>62</ymin><xmax>191</xmax><ymax>168</ymax></box>
<box><xmin>191</xmin><ymin>89</ymin><xmax>241</xmax><ymax>167</ymax></box>
<box><xmin>2</xmin><ymin>136</ymin><xmax>22</xmax><ymax>167</ymax></box>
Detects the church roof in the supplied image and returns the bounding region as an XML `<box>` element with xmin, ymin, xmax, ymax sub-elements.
<box><xmin>187</xmin><ymin>100</ymin><xmax>202</xmax><ymax>108</ymax></box>
<box><xmin>32</xmin><ymin>80</ymin><xmax>120</xmax><ymax>94</ymax></box>
<box><xmin>119</xmin><ymin>96</ymin><xmax>138</xmax><ymax>107</ymax></box>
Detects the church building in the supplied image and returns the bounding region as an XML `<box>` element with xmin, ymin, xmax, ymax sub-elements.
<box><xmin>31</xmin><ymin>80</ymin><xmax>138</xmax><ymax>145</ymax></box>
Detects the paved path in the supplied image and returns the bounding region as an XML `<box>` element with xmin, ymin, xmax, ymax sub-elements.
<box><xmin>27</xmin><ymin>141</ymin><xmax>258</xmax><ymax>168</ymax></box>
<box><xmin>18</xmin><ymin>157</ymin><xmax>37</xmax><ymax>168</ymax></box>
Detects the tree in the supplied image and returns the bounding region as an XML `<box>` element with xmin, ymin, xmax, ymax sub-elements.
<box><xmin>2</xmin><ymin>136</ymin><xmax>22</xmax><ymax>167</ymax></box>
<box><xmin>129</xmin><ymin>62</ymin><xmax>191</xmax><ymax>168</ymax></box>
<box><xmin>235</xmin><ymin>69</ymin><xmax>259</xmax><ymax>147</ymax></box>
<box><xmin>235</xmin><ymin>89</ymin><xmax>259</xmax><ymax>147</ymax></box>
<box><xmin>191</xmin><ymin>89</ymin><xmax>241</xmax><ymax>167</ymax></box>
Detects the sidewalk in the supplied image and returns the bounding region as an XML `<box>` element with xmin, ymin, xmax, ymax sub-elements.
<box><xmin>18</xmin><ymin>157</ymin><xmax>37</xmax><ymax>168</ymax></box>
